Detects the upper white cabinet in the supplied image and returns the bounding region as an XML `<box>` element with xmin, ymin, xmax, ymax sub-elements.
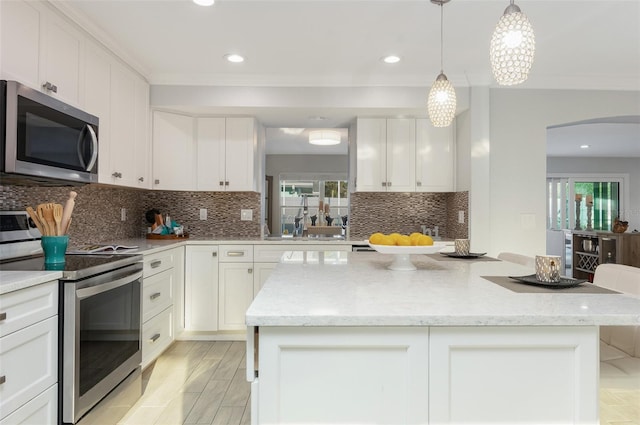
<box><xmin>197</xmin><ymin>117</ymin><xmax>257</xmax><ymax>191</ymax></box>
<box><xmin>415</xmin><ymin>118</ymin><xmax>454</xmax><ymax>192</ymax></box>
<box><xmin>356</xmin><ymin>118</ymin><xmax>416</xmax><ymax>192</ymax></box>
<box><xmin>152</xmin><ymin>111</ymin><xmax>196</xmax><ymax>191</ymax></box>
<box><xmin>356</xmin><ymin>117</ymin><xmax>455</xmax><ymax>193</ymax></box>
<box><xmin>0</xmin><ymin>1</ymin><xmax>82</xmax><ymax>106</ymax></box>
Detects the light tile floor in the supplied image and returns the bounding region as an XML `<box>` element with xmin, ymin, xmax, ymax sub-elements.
<box><xmin>85</xmin><ymin>340</ymin><xmax>638</xmax><ymax>425</ymax></box>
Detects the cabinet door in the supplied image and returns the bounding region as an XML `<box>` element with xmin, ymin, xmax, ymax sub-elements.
<box><xmin>39</xmin><ymin>11</ymin><xmax>83</xmax><ymax>106</ymax></box>
<box><xmin>253</xmin><ymin>262</ymin><xmax>277</xmax><ymax>295</ymax></box>
<box><xmin>356</xmin><ymin>118</ymin><xmax>387</xmax><ymax>192</ymax></box>
<box><xmin>108</xmin><ymin>62</ymin><xmax>137</xmax><ymax>187</ymax></box>
<box><xmin>152</xmin><ymin>111</ymin><xmax>196</xmax><ymax>190</ymax></box>
<box><xmin>415</xmin><ymin>118</ymin><xmax>454</xmax><ymax>192</ymax></box>
<box><xmin>225</xmin><ymin>117</ymin><xmax>255</xmax><ymax>191</ymax></box>
<box><xmin>218</xmin><ymin>263</ymin><xmax>254</xmax><ymax>331</ymax></box>
<box><xmin>196</xmin><ymin>117</ymin><xmax>226</xmax><ymax>191</ymax></box>
<box><xmin>134</xmin><ymin>78</ymin><xmax>150</xmax><ymax>188</ymax></box>
<box><xmin>386</xmin><ymin>118</ymin><xmax>415</xmax><ymax>192</ymax></box>
<box><xmin>0</xmin><ymin>0</ymin><xmax>41</xmax><ymax>89</ymax></box>
<box><xmin>0</xmin><ymin>384</ymin><xmax>57</xmax><ymax>425</ymax></box>
<box><xmin>84</xmin><ymin>41</ymin><xmax>113</xmax><ymax>184</ymax></box>
<box><xmin>184</xmin><ymin>245</ymin><xmax>219</xmax><ymax>331</ymax></box>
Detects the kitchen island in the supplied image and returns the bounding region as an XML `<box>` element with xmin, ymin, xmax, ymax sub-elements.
<box><xmin>245</xmin><ymin>251</ymin><xmax>640</xmax><ymax>424</ymax></box>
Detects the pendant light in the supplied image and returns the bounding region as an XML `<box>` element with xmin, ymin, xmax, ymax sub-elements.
<box><xmin>427</xmin><ymin>0</ymin><xmax>456</xmax><ymax>128</ymax></box>
<box><xmin>309</xmin><ymin>130</ymin><xmax>341</xmax><ymax>146</ymax></box>
<box><xmin>490</xmin><ymin>0</ymin><xmax>535</xmax><ymax>85</ymax></box>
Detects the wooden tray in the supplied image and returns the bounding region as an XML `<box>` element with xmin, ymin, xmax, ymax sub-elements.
<box><xmin>146</xmin><ymin>233</ymin><xmax>189</xmax><ymax>240</ymax></box>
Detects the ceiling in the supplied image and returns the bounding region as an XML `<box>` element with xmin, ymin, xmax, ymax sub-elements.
<box><xmin>57</xmin><ymin>0</ymin><xmax>640</xmax><ymax>156</ymax></box>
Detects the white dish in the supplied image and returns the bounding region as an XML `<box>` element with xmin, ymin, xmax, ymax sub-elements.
<box><xmin>366</xmin><ymin>240</ymin><xmax>451</xmax><ymax>271</ymax></box>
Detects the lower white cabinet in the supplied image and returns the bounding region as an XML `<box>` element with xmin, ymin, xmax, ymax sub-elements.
<box><xmin>0</xmin><ymin>384</ymin><xmax>57</xmax><ymax>425</ymax></box>
<box><xmin>219</xmin><ymin>245</ymin><xmax>254</xmax><ymax>331</ymax></box>
<box><xmin>253</xmin><ymin>262</ymin><xmax>277</xmax><ymax>295</ymax></box>
<box><xmin>0</xmin><ymin>281</ymin><xmax>58</xmax><ymax>423</ymax></box>
<box><xmin>141</xmin><ymin>247</ymin><xmax>182</xmax><ymax>367</ymax></box>
<box><xmin>184</xmin><ymin>245</ymin><xmax>219</xmax><ymax>331</ymax></box>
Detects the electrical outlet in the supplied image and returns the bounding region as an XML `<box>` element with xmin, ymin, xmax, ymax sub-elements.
<box><xmin>200</xmin><ymin>208</ymin><xmax>207</xmax><ymax>220</ymax></box>
<box><xmin>121</xmin><ymin>208</ymin><xmax>127</xmax><ymax>222</ymax></box>
<box><xmin>458</xmin><ymin>210</ymin><xmax>465</xmax><ymax>224</ymax></box>
<box><xmin>241</xmin><ymin>209</ymin><xmax>253</xmax><ymax>221</ymax></box>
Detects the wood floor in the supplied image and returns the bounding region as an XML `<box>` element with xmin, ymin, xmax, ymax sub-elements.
<box><xmin>84</xmin><ymin>340</ymin><xmax>638</xmax><ymax>425</ymax></box>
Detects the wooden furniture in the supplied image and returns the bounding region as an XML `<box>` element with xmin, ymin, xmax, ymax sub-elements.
<box><xmin>572</xmin><ymin>231</ymin><xmax>640</xmax><ymax>281</ymax></box>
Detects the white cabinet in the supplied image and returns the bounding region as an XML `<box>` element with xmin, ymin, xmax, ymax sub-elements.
<box><xmin>0</xmin><ymin>385</ymin><xmax>57</xmax><ymax>425</ymax></box>
<box><xmin>415</xmin><ymin>118</ymin><xmax>454</xmax><ymax>192</ymax></box>
<box><xmin>356</xmin><ymin>118</ymin><xmax>415</xmax><ymax>192</ymax></box>
<box><xmin>253</xmin><ymin>262</ymin><xmax>277</xmax><ymax>295</ymax></box>
<box><xmin>152</xmin><ymin>111</ymin><xmax>196</xmax><ymax>191</ymax></box>
<box><xmin>255</xmin><ymin>327</ymin><xmax>430</xmax><ymax>424</ymax></box>
<box><xmin>141</xmin><ymin>247</ymin><xmax>182</xmax><ymax>368</ymax></box>
<box><xmin>0</xmin><ymin>281</ymin><xmax>58</xmax><ymax>423</ymax></box>
<box><xmin>218</xmin><ymin>245</ymin><xmax>254</xmax><ymax>331</ymax></box>
<box><xmin>184</xmin><ymin>245</ymin><xmax>219</xmax><ymax>331</ymax></box>
<box><xmin>197</xmin><ymin>117</ymin><xmax>257</xmax><ymax>191</ymax></box>
<box><xmin>0</xmin><ymin>1</ymin><xmax>83</xmax><ymax>106</ymax></box>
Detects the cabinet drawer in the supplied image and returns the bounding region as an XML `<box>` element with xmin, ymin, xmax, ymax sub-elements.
<box><xmin>0</xmin><ymin>384</ymin><xmax>57</xmax><ymax>425</ymax></box>
<box><xmin>142</xmin><ymin>306</ymin><xmax>173</xmax><ymax>368</ymax></box>
<box><xmin>142</xmin><ymin>269</ymin><xmax>173</xmax><ymax>323</ymax></box>
<box><xmin>143</xmin><ymin>249</ymin><xmax>176</xmax><ymax>277</ymax></box>
<box><xmin>0</xmin><ymin>316</ymin><xmax>57</xmax><ymax>420</ymax></box>
<box><xmin>0</xmin><ymin>281</ymin><xmax>57</xmax><ymax>338</ymax></box>
<box><xmin>219</xmin><ymin>245</ymin><xmax>253</xmax><ymax>262</ymax></box>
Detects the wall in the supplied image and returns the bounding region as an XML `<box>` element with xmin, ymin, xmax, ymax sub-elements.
<box><xmin>0</xmin><ymin>183</ymin><xmax>261</xmax><ymax>245</ymax></box>
<box><xmin>349</xmin><ymin>192</ymin><xmax>468</xmax><ymax>241</ymax></box>
<box><xmin>547</xmin><ymin>156</ymin><xmax>640</xmax><ymax>230</ymax></box>
<box><xmin>482</xmin><ymin>89</ymin><xmax>640</xmax><ymax>257</ymax></box>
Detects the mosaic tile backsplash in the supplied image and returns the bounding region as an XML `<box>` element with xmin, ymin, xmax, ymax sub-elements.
<box><xmin>1</xmin><ymin>182</ymin><xmax>467</xmax><ymax>245</ymax></box>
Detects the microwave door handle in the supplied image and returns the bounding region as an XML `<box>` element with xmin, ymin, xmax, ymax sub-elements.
<box><xmin>76</xmin><ymin>125</ymin><xmax>98</xmax><ymax>171</ymax></box>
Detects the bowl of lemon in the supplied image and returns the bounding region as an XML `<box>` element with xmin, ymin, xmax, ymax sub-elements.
<box><xmin>366</xmin><ymin>232</ymin><xmax>451</xmax><ymax>271</ymax></box>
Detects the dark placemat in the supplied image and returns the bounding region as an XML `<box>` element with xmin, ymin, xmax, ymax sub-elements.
<box><xmin>425</xmin><ymin>253</ymin><xmax>500</xmax><ymax>262</ymax></box>
<box><xmin>481</xmin><ymin>276</ymin><xmax>620</xmax><ymax>294</ymax></box>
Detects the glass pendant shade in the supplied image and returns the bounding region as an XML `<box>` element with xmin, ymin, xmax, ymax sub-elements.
<box><xmin>428</xmin><ymin>73</ymin><xmax>456</xmax><ymax>127</ymax></box>
<box><xmin>490</xmin><ymin>2</ymin><xmax>535</xmax><ymax>85</ymax></box>
<box><xmin>309</xmin><ymin>130</ymin><xmax>341</xmax><ymax>146</ymax></box>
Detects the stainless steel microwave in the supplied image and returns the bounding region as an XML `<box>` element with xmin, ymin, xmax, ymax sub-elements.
<box><xmin>1</xmin><ymin>80</ymin><xmax>98</xmax><ymax>184</ymax></box>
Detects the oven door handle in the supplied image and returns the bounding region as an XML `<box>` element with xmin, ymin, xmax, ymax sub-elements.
<box><xmin>76</xmin><ymin>271</ymin><xmax>143</xmax><ymax>300</ymax></box>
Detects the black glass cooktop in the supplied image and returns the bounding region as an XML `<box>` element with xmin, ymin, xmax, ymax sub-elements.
<box><xmin>1</xmin><ymin>253</ymin><xmax>142</xmax><ymax>280</ymax></box>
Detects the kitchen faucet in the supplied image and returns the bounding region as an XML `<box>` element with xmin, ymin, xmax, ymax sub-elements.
<box><xmin>421</xmin><ymin>225</ymin><xmax>440</xmax><ymax>240</ymax></box>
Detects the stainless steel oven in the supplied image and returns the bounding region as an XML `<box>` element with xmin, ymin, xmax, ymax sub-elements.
<box><xmin>60</xmin><ymin>259</ymin><xmax>142</xmax><ymax>424</ymax></box>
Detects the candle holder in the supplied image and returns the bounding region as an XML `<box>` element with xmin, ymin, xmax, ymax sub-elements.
<box><xmin>586</xmin><ymin>203</ymin><xmax>593</xmax><ymax>231</ymax></box>
<box><xmin>574</xmin><ymin>199</ymin><xmax>582</xmax><ymax>230</ymax></box>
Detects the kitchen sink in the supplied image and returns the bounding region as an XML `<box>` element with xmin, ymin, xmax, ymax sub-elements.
<box><xmin>263</xmin><ymin>235</ymin><xmax>346</xmax><ymax>241</ymax></box>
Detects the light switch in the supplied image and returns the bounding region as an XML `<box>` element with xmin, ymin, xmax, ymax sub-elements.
<box><xmin>121</xmin><ymin>208</ymin><xmax>127</xmax><ymax>221</ymax></box>
<box><xmin>200</xmin><ymin>208</ymin><xmax>207</xmax><ymax>220</ymax></box>
<box><xmin>241</xmin><ymin>209</ymin><xmax>253</xmax><ymax>221</ymax></box>
<box><xmin>458</xmin><ymin>210</ymin><xmax>465</xmax><ymax>224</ymax></box>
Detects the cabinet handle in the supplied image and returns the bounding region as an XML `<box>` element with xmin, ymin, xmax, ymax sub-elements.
<box><xmin>212</xmin><ymin>252</ymin><xmax>217</xmax><ymax>257</ymax></box>
<box><xmin>225</xmin><ymin>181</ymin><xmax>230</xmax><ymax>186</ymax></box>
<box><xmin>248</xmin><ymin>268</ymin><xmax>253</xmax><ymax>274</ymax></box>
<box><xmin>42</xmin><ymin>81</ymin><xmax>57</xmax><ymax>93</ymax></box>
<box><xmin>138</xmin><ymin>177</ymin><xmax>144</xmax><ymax>182</ymax></box>
<box><xmin>150</xmin><ymin>292</ymin><xmax>161</xmax><ymax>300</ymax></box>
<box><xmin>0</xmin><ymin>376</ymin><xmax>5</xmax><ymax>385</ymax></box>
<box><xmin>150</xmin><ymin>260</ymin><xmax>162</xmax><ymax>268</ymax></box>
<box><xmin>416</xmin><ymin>181</ymin><xmax>422</xmax><ymax>186</ymax></box>
<box><xmin>112</xmin><ymin>171</ymin><xmax>122</xmax><ymax>178</ymax></box>
<box><xmin>155</xmin><ymin>179</ymin><xmax>160</xmax><ymax>185</ymax></box>
<box><xmin>381</xmin><ymin>182</ymin><xmax>387</xmax><ymax>187</ymax></box>
<box><xmin>227</xmin><ymin>251</ymin><xmax>245</xmax><ymax>257</ymax></box>
<box><xmin>387</xmin><ymin>181</ymin><xmax>392</xmax><ymax>187</ymax></box>
<box><xmin>149</xmin><ymin>333</ymin><xmax>160</xmax><ymax>343</ymax></box>
<box><xmin>0</xmin><ymin>312</ymin><xmax>6</xmax><ymax>321</ymax></box>
<box><xmin>219</xmin><ymin>181</ymin><xmax>224</xmax><ymax>186</ymax></box>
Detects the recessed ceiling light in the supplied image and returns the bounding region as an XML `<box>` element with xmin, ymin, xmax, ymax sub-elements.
<box><xmin>224</xmin><ymin>54</ymin><xmax>244</xmax><ymax>63</ymax></box>
<box><xmin>193</xmin><ymin>0</ymin><xmax>214</xmax><ymax>6</ymax></box>
<box><xmin>580</xmin><ymin>144</ymin><xmax>590</xmax><ymax>149</ymax></box>
<box><xmin>382</xmin><ymin>55</ymin><xmax>401</xmax><ymax>64</ymax></box>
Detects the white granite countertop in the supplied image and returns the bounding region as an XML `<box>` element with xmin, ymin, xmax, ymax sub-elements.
<box><xmin>246</xmin><ymin>251</ymin><xmax>640</xmax><ymax>327</ymax></box>
<box><xmin>0</xmin><ymin>270</ymin><xmax>63</xmax><ymax>295</ymax></box>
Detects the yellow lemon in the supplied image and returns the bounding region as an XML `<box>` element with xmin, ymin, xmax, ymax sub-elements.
<box><xmin>377</xmin><ymin>235</ymin><xmax>395</xmax><ymax>246</ymax></box>
<box><xmin>416</xmin><ymin>235</ymin><xmax>434</xmax><ymax>246</ymax></box>
<box><xmin>388</xmin><ymin>233</ymin><xmax>403</xmax><ymax>243</ymax></box>
<box><xmin>369</xmin><ymin>232</ymin><xmax>385</xmax><ymax>244</ymax></box>
<box><xmin>396</xmin><ymin>235</ymin><xmax>411</xmax><ymax>246</ymax></box>
<box><xmin>409</xmin><ymin>232</ymin><xmax>423</xmax><ymax>246</ymax></box>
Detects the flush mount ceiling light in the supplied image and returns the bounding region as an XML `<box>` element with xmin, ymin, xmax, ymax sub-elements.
<box><xmin>309</xmin><ymin>130</ymin><xmax>341</xmax><ymax>146</ymax></box>
<box><xmin>193</xmin><ymin>0</ymin><xmax>214</xmax><ymax>6</ymax></box>
<box><xmin>224</xmin><ymin>54</ymin><xmax>244</xmax><ymax>63</ymax></box>
<box><xmin>490</xmin><ymin>0</ymin><xmax>536</xmax><ymax>85</ymax></box>
<box><xmin>427</xmin><ymin>0</ymin><xmax>456</xmax><ymax>128</ymax></box>
<box><xmin>580</xmin><ymin>144</ymin><xmax>591</xmax><ymax>149</ymax></box>
<box><xmin>382</xmin><ymin>55</ymin><xmax>401</xmax><ymax>64</ymax></box>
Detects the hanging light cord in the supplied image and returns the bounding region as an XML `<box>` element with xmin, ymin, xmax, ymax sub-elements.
<box><xmin>439</xmin><ymin>2</ymin><xmax>444</xmax><ymax>73</ymax></box>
